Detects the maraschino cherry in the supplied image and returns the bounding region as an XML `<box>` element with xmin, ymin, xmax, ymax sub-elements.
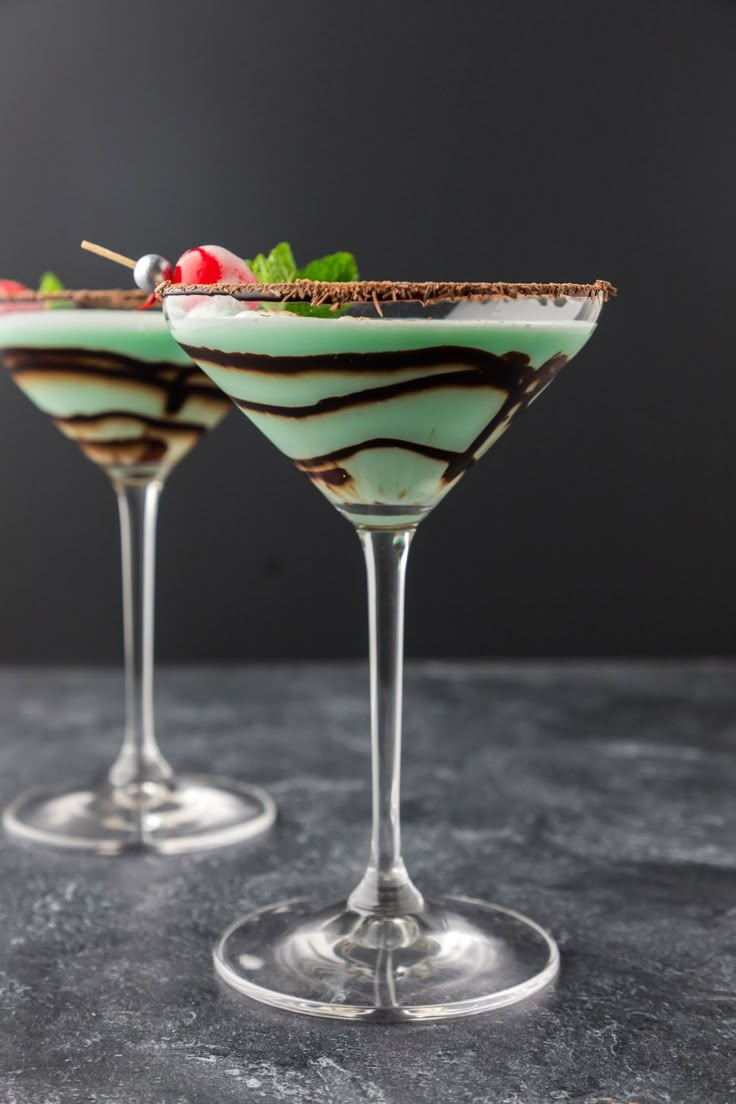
<box><xmin>0</xmin><ymin>279</ymin><xmax>29</xmax><ymax>295</ymax></box>
<box><xmin>0</xmin><ymin>279</ymin><xmax>42</xmax><ymax>313</ymax></box>
<box><xmin>172</xmin><ymin>245</ymin><xmax>255</xmax><ymax>286</ymax></box>
<box><xmin>140</xmin><ymin>245</ymin><xmax>255</xmax><ymax>308</ymax></box>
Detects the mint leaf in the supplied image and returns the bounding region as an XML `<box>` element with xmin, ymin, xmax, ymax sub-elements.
<box><xmin>245</xmin><ymin>242</ymin><xmax>298</xmax><ymax>284</ymax></box>
<box><xmin>38</xmin><ymin>270</ymin><xmax>71</xmax><ymax>309</ymax></box>
<box><xmin>297</xmin><ymin>251</ymin><xmax>358</xmax><ymax>282</ymax></box>
<box><xmin>244</xmin><ymin>243</ymin><xmax>358</xmax><ymax>316</ymax></box>
<box><xmin>245</xmin><ymin>243</ymin><xmax>359</xmax><ymax>285</ymax></box>
<box><xmin>38</xmin><ymin>271</ymin><xmax>64</xmax><ymax>293</ymax></box>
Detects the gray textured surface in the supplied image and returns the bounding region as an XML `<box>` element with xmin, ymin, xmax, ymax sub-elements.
<box><xmin>0</xmin><ymin>662</ymin><xmax>735</xmax><ymax>1104</ymax></box>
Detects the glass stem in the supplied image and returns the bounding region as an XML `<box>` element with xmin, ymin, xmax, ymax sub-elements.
<box><xmin>107</xmin><ymin>478</ymin><xmax>174</xmax><ymax>796</ymax></box>
<box><xmin>348</xmin><ymin>529</ymin><xmax>424</xmax><ymax>917</ymax></box>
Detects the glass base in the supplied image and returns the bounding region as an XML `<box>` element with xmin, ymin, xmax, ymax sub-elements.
<box><xmin>213</xmin><ymin>894</ymin><xmax>559</xmax><ymax>1022</ymax></box>
<box><xmin>3</xmin><ymin>774</ymin><xmax>276</xmax><ymax>855</ymax></box>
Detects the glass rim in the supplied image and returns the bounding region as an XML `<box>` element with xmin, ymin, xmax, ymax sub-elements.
<box><xmin>0</xmin><ymin>289</ymin><xmax>151</xmax><ymax>310</ymax></box>
<box><xmin>158</xmin><ymin>277</ymin><xmax>616</xmax><ymax>306</ymax></box>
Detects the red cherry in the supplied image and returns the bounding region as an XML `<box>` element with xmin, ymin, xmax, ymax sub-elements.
<box><xmin>0</xmin><ymin>278</ymin><xmax>41</xmax><ymax>313</ymax></box>
<box><xmin>172</xmin><ymin>245</ymin><xmax>255</xmax><ymax>286</ymax></box>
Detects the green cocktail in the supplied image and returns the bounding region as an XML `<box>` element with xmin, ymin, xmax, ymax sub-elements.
<box><xmin>175</xmin><ymin>309</ymin><xmax>596</xmax><ymax>526</ymax></box>
<box><xmin>0</xmin><ymin>305</ymin><xmax>228</xmax><ymax>479</ymax></box>
<box><xmin>164</xmin><ymin>277</ymin><xmax>614</xmax><ymax>1021</ymax></box>
<box><xmin>0</xmin><ymin>289</ymin><xmax>275</xmax><ymax>854</ymax></box>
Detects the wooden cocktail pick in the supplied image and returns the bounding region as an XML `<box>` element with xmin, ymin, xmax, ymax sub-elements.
<box><xmin>80</xmin><ymin>240</ymin><xmax>136</xmax><ymax>270</ymax></box>
<box><xmin>80</xmin><ymin>240</ymin><xmax>172</xmax><ymax>290</ymax></box>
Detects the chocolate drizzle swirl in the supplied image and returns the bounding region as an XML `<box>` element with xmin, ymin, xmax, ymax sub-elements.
<box><xmin>443</xmin><ymin>352</ymin><xmax>566</xmax><ymax>482</ymax></box>
<box><xmin>182</xmin><ymin>343</ymin><xmax>525</xmax><ymax>379</ymax></box>
<box><xmin>77</xmin><ymin>436</ymin><xmax>170</xmax><ymax>467</ymax></box>
<box><xmin>230</xmin><ymin>369</ymin><xmax>486</xmax><ymax>418</ymax></box>
<box><xmin>294</xmin><ymin>438</ymin><xmax>460</xmax><ymax>488</ymax></box>
<box><xmin>216</xmin><ymin>349</ymin><xmax>549</xmax><ymax>420</ymax></box>
<box><xmin>0</xmin><ymin>345</ymin><xmax>230</xmax><ymax>473</ymax></box>
<box><xmin>55</xmin><ymin>410</ymin><xmax>208</xmax><ymax>435</ymax></box>
<box><xmin>187</xmin><ymin>341</ymin><xmax>569</xmax><ymax>492</ymax></box>
<box><xmin>289</xmin><ymin>355</ymin><xmax>568</xmax><ymax>489</ymax></box>
<box><xmin>1</xmin><ymin>347</ymin><xmax>222</xmax><ymax>414</ymax></box>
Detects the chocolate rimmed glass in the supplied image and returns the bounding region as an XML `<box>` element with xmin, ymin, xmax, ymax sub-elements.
<box><xmin>163</xmin><ymin>277</ymin><xmax>613</xmax><ymax>1020</ymax></box>
<box><xmin>0</xmin><ymin>289</ymin><xmax>275</xmax><ymax>854</ymax></box>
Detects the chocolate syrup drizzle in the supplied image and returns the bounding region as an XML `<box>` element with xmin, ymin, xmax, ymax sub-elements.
<box><xmin>55</xmin><ymin>410</ymin><xmax>208</xmax><ymax>434</ymax></box>
<box><xmin>79</xmin><ymin>437</ymin><xmax>169</xmax><ymax>465</ymax></box>
<box><xmin>185</xmin><ymin>343</ymin><xmax>568</xmax><ymax>489</ymax></box>
<box><xmin>0</xmin><ymin>345</ymin><xmax>230</xmax><ymax>470</ymax></box>
<box><xmin>1</xmin><ymin>347</ymin><xmax>226</xmax><ymax>415</ymax></box>
<box><xmin>183</xmin><ymin>343</ymin><xmax>524</xmax><ymax>378</ymax></box>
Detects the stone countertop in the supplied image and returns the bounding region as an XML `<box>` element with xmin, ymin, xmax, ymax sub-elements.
<box><xmin>0</xmin><ymin>662</ymin><xmax>734</xmax><ymax>1104</ymax></box>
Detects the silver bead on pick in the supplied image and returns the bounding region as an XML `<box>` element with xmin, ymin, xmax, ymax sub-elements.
<box><xmin>133</xmin><ymin>253</ymin><xmax>173</xmax><ymax>292</ymax></box>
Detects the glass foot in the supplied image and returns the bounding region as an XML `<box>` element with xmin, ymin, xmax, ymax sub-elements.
<box><xmin>3</xmin><ymin>774</ymin><xmax>276</xmax><ymax>855</ymax></box>
<box><xmin>213</xmin><ymin>894</ymin><xmax>559</xmax><ymax>1022</ymax></box>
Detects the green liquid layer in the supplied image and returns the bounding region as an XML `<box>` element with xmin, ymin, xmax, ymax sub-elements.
<box><xmin>0</xmin><ymin>310</ymin><xmax>230</xmax><ymax>476</ymax></box>
<box><xmin>173</xmin><ymin>313</ymin><xmax>596</xmax><ymax>525</ymax></box>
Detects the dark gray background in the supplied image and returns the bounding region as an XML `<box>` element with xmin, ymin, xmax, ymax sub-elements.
<box><xmin>0</xmin><ymin>0</ymin><xmax>733</xmax><ymax>662</ymax></box>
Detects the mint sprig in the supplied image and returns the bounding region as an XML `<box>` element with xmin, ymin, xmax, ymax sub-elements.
<box><xmin>38</xmin><ymin>271</ymin><xmax>71</xmax><ymax>310</ymax></box>
<box><xmin>38</xmin><ymin>271</ymin><xmax>64</xmax><ymax>293</ymax></box>
<box><xmin>245</xmin><ymin>242</ymin><xmax>358</xmax><ymax>285</ymax></box>
<box><xmin>246</xmin><ymin>242</ymin><xmax>299</xmax><ymax>284</ymax></box>
<box><xmin>243</xmin><ymin>242</ymin><xmax>358</xmax><ymax>317</ymax></box>
<box><xmin>297</xmin><ymin>251</ymin><xmax>358</xmax><ymax>283</ymax></box>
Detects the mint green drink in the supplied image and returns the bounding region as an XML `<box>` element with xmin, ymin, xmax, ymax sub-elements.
<box><xmin>171</xmin><ymin>308</ymin><xmax>596</xmax><ymax>526</ymax></box>
<box><xmin>0</xmin><ymin>286</ymin><xmax>275</xmax><ymax>855</ymax></box>
<box><xmin>0</xmin><ymin>306</ymin><xmax>230</xmax><ymax>478</ymax></box>
<box><xmin>163</xmin><ymin>277</ymin><xmax>614</xmax><ymax>1021</ymax></box>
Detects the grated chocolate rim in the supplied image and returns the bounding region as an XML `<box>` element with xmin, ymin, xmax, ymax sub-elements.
<box><xmin>158</xmin><ymin>278</ymin><xmax>616</xmax><ymax>307</ymax></box>
<box><xmin>0</xmin><ymin>289</ymin><xmax>153</xmax><ymax>310</ymax></box>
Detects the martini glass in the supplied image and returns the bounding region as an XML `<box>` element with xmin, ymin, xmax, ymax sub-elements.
<box><xmin>0</xmin><ymin>288</ymin><xmax>275</xmax><ymax>853</ymax></box>
<box><xmin>163</xmin><ymin>276</ymin><xmax>613</xmax><ymax>1019</ymax></box>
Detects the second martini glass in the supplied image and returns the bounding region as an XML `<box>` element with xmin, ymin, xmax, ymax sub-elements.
<box><xmin>0</xmin><ymin>289</ymin><xmax>275</xmax><ymax>853</ymax></box>
<box><xmin>164</xmin><ymin>275</ymin><xmax>613</xmax><ymax>1018</ymax></box>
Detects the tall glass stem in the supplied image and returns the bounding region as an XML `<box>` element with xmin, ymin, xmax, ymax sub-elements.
<box><xmin>107</xmin><ymin>478</ymin><xmax>174</xmax><ymax>796</ymax></box>
<box><xmin>348</xmin><ymin>528</ymin><xmax>424</xmax><ymax>916</ymax></box>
